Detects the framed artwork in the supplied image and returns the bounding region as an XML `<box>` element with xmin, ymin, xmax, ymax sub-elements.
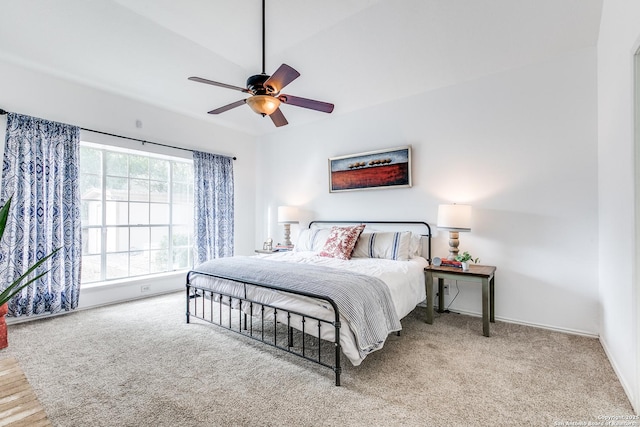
<box><xmin>328</xmin><ymin>146</ymin><xmax>412</xmax><ymax>192</ymax></box>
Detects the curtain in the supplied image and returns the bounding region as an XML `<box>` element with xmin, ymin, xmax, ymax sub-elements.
<box><xmin>193</xmin><ymin>151</ymin><xmax>234</xmax><ymax>264</ymax></box>
<box><xmin>0</xmin><ymin>113</ymin><xmax>82</xmax><ymax>317</ymax></box>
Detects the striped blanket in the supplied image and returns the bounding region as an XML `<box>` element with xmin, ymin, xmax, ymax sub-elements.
<box><xmin>190</xmin><ymin>256</ymin><xmax>401</xmax><ymax>359</ymax></box>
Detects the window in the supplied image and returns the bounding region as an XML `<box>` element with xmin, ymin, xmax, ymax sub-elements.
<box><xmin>80</xmin><ymin>142</ymin><xmax>194</xmax><ymax>284</ymax></box>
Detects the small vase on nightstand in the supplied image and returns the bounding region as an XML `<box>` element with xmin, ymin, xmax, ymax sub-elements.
<box><xmin>455</xmin><ymin>251</ymin><xmax>477</xmax><ymax>272</ymax></box>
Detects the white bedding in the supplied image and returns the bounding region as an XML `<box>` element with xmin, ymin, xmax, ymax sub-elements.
<box><xmin>258</xmin><ymin>252</ymin><xmax>428</xmax><ymax>366</ymax></box>
<box><xmin>189</xmin><ymin>251</ymin><xmax>428</xmax><ymax>366</ymax></box>
<box><xmin>256</xmin><ymin>251</ymin><xmax>428</xmax><ymax>320</ymax></box>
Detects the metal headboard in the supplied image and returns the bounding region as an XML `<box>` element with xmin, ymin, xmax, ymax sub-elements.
<box><xmin>308</xmin><ymin>220</ymin><xmax>432</xmax><ymax>263</ymax></box>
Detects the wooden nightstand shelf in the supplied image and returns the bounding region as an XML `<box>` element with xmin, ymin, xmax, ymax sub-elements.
<box><xmin>424</xmin><ymin>264</ymin><xmax>497</xmax><ymax>337</ymax></box>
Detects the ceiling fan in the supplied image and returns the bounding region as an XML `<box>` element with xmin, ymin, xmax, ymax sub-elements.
<box><xmin>188</xmin><ymin>0</ymin><xmax>334</xmax><ymax>127</ymax></box>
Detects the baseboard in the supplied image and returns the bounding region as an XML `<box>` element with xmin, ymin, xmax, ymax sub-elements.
<box><xmin>6</xmin><ymin>271</ymin><xmax>186</xmax><ymax>325</ymax></box>
<box><xmin>599</xmin><ymin>336</ymin><xmax>638</xmax><ymax>414</ymax></box>
<box><xmin>439</xmin><ymin>306</ymin><xmax>599</xmax><ymax>338</ymax></box>
<box><xmin>6</xmin><ymin>288</ymin><xmax>182</xmax><ymax>325</ymax></box>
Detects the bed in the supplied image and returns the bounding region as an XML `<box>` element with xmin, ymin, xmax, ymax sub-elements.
<box><xmin>185</xmin><ymin>220</ymin><xmax>432</xmax><ymax>386</ymax></box>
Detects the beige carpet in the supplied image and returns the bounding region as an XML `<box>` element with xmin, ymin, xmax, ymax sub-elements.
<box><xmin>0</xmin><ymin>292</ymin><xmax>634</xmax><ymax>427</ymax></box>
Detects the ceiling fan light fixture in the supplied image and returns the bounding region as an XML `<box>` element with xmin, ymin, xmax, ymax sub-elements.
<box><xmin>246</xmin><ymin>95</ymin><xmax>281</xmax><ymax>116</ymax></box>
<box><xmin>188</xmin><ymin>0</ymin><xmax>333</xmax><ymax>126</ymax></box>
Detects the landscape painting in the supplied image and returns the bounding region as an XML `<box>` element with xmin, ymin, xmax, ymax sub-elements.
<box><xmin>329</xmin><ymin>146</ymin><xmax>412</xmax><ymax>192</ymax></box>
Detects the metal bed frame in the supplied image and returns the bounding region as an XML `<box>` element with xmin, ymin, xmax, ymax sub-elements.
<box><xmin>186</xmin><ymin>220</ymin><xmax>432</xmax><ymax>386</ymax></box>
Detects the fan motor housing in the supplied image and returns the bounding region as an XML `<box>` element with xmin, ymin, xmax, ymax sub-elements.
<box><xmin>247</xmin><ymin>74</ymin><xmax>275</xmax><ymax>95</ymax></box>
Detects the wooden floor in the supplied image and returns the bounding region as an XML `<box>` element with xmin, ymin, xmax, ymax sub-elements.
<box><xmin>0</xmin><ymin>357</ymin><xmax>51</xmax><ymax>427</ymax></box>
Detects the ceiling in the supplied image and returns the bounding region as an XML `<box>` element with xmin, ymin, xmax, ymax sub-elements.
<box><xmin>0</xmin><ymin>0</ymin><xmax>602</xmax><ymax>136</ymax></box>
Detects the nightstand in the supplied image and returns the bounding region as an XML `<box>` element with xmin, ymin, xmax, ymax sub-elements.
<box><xmin>424</xmin><ymin>264</ymin><xmax>497</xmax><ymax>337</ymax></box>
<box><xmin>255</xmin><ymin>249</ymin><xmax>278</xmax><ymax>254</ymax></box>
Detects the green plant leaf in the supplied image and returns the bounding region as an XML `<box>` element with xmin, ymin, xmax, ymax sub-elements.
<box><xmin>0</xmin><ymin>247</ymin><xmax>61</xmax><ymax>306</ymax></box>
<box><xmin>0</xmin><ymin>196</ymin><xmax>12</xmax><ymax>243</ymax></box>
<box><xmin>0</xmin><ymin>197</ymin><xmax>63</xmax><ymax>308</ymax></box>
<box><xmin>454</xmin><ymin>251</ymin><xmax>475</xmax><ymax>262</ymax></box>
<box><xmin>0</xmin><ymin>270</ymin><xmax>51</xmax><ymax>305</ymax></box>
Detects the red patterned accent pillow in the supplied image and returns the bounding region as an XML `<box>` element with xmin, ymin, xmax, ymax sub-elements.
<box><xmin>318</xmin><ymin>225</ymin><xmax>366</xmax><ymax>260</ymax></box>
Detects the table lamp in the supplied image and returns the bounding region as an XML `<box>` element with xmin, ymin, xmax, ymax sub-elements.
<box><xmin>437</xmin><ymin>204</ymin><xmax>471</xmax><ymax>260</ymax></box>
<box><xmin>277</xmin><ymin>206</ymin><xmax>299</xmax><ymax>247</ymax></box>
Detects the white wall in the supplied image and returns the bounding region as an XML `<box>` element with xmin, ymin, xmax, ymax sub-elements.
<box><xmin>597</xmin><ymin>0</ymin><xmax>640</xmax><ymax>413</ymax></box>
<box><xmin>0</xmin><ymin>58</ymin><xmax>258</xmax><ymax>307</ymax></box>
<box><xmin>256</xmin><ymin>47</ymin><xmax>599</xmax><ymax>336</ymax></box>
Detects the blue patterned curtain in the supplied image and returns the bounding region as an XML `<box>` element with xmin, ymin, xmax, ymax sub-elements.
<box><xmin>193</xmin><ymin>151</ymin><xmax>234</xmax><ymax>264</ymax></box>
<box><xmin>0</xmin><ymin>113</ymin><xmax>81</xmax><ymax>317</ymax></box>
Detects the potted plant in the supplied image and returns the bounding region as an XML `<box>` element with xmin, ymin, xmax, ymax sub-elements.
<box><xmin>0</xmin><ymin>196</ymin><xmax>59</xmax><ymax>349</ymax></box>
<box><xmin>455</xmin><ymin>251</ymin><xmax>479</xmax><ymax>271</ymax></box>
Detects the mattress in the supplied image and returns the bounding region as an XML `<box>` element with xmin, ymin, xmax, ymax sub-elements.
<box><xmin>189</xmin><ymin>251</ymin><xmax>428</xmax><ymax>366</ymax></box>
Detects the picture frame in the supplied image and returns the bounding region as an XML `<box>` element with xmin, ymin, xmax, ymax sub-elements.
<box><xmin>328</xmin><ymin>146</ymin><xmax>412</xmax><ymax>193</ymax></box>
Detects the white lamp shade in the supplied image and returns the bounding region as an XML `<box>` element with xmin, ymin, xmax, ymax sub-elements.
<box><xmin>437</xmin><ymin>204</ymin><xmax>471</xmax><ymax>231</ymax></box>
<box><xmin>277</xmin><ymin>206</ymin><xmax>299</xmax><ymax>224</ymax></box>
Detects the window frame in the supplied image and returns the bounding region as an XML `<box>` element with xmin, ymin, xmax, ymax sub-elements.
<box><xmin>79</xmin><ymin>141</ymin><xmax>194</xmax><ymax>284</ymax></box>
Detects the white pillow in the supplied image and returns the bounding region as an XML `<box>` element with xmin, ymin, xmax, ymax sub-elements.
<box><xmin>352</xmin><ymin>231</ymin><xmax>412</xmax><ymax>261</ymax></box>
<box><xmin>294</xmin><ymin>228</ymin><xmax>331</xmax><ymax>252</ymax></box>
<box><xmin>409</xmin><ymin>233</ymin><xmax>422</xmax><ymax>258</ymax></box>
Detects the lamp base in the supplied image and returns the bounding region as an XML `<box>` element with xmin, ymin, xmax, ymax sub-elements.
<box><xmin>283</xmin><ymin>223</ymin><xmax>292</xmax><ymax>247</ymax></box>
<box><xmin>447</xmin><ymin>230</ymin><xmax>460</xmax><ymax>260</ymax></box>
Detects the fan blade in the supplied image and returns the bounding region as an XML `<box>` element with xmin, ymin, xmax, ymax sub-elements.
<box><xmin>279</xmin><ymin>94</ymin><xmax>334</xmax><ymax>113</ymax></box>
<box><xmin>189</xmin><ymin>76</ymin><xmax>250</xmax><ymax>93</ymax></box>
<box><xmin>264</xmin><ymin>64</ymin><xmax>300</xmax><ymax>94</ymax></box>
<box><xmin>269</xmin><ymin>108</ymin><xmax>288</xmax><ymax>127</ymax></box>
<box><xmin>207</xmin><ymin>99</ymin><xmax>247</xmax><ymax>114</ymax></box>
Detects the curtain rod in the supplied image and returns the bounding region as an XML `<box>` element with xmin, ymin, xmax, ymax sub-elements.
<box><xmin>0</xmin><ymin>108</ymin><xmax>237</xmax><ymax>161</ymax></box>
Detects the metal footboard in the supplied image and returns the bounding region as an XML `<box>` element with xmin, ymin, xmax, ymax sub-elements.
<box><xmin>186</xmin><ymin>270</ymin><xmax>343</xmax><ymax>386</ymax></box>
